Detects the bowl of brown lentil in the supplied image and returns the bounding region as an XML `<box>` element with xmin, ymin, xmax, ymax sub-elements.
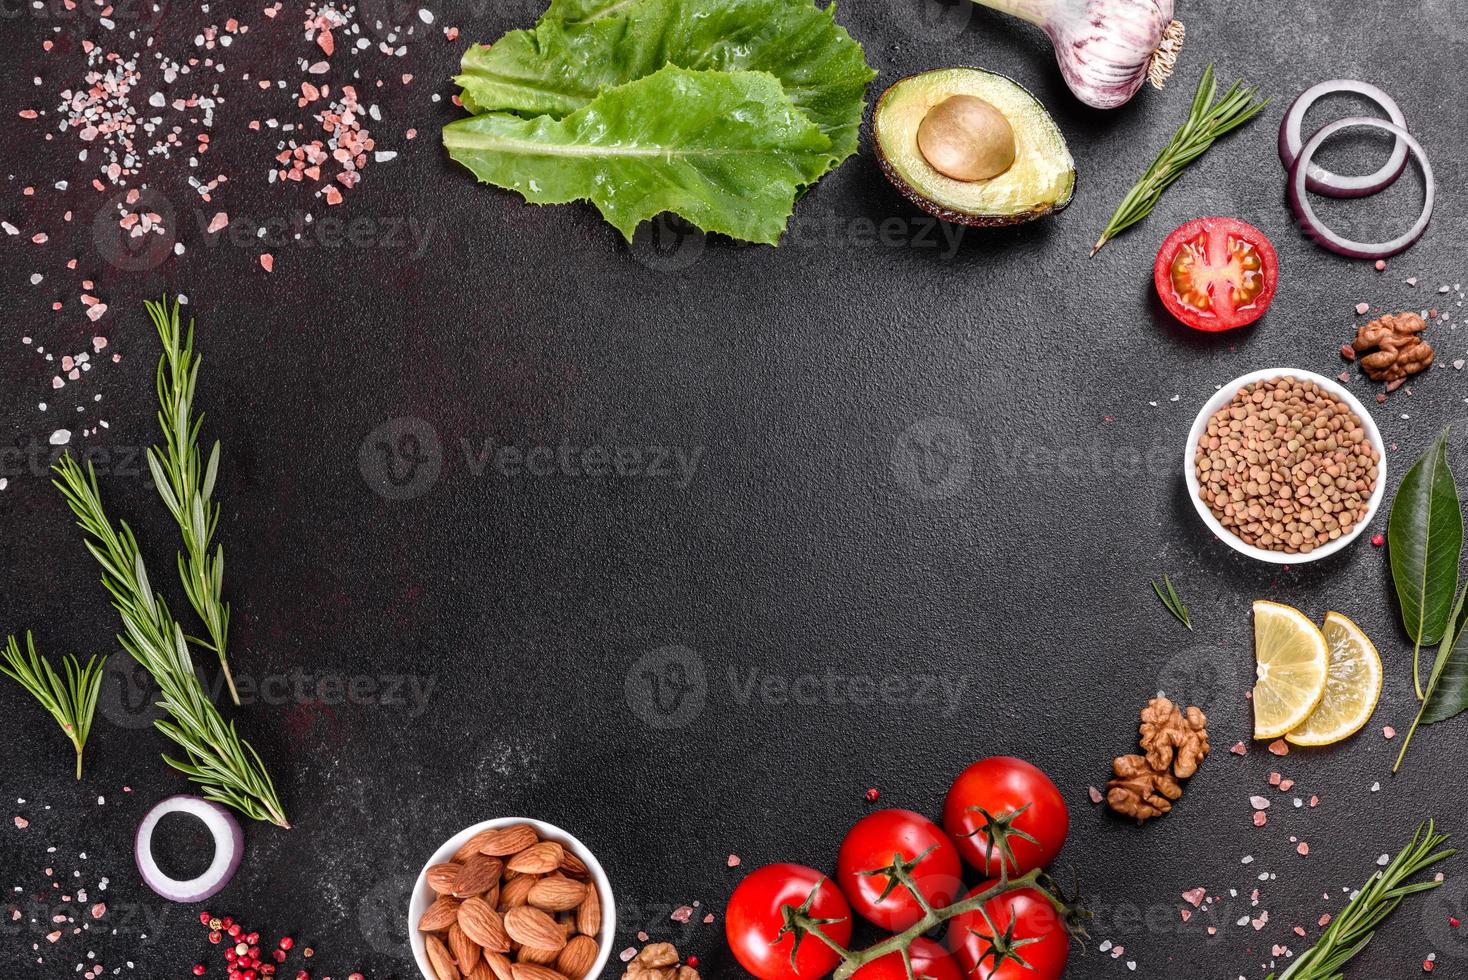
<box><xmin>1184</xmin><ymin>369</ymin><xmax>1386</xmax><ymax>563</ymax></box>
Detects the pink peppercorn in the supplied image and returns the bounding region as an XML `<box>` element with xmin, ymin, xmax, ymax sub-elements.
<box><xmin>194</xmin><ymin>967</ymin><xmax>207</xmax><ymax>977</ymax></box>
<box><xmin>864</xmin><ymin>788</ymin><xmax>879</xmax><ymax>802</ymax></box>
<box><xmin>279</xmin><ymin>938</ymin><xmax>294</xmax><ymax>951</ymax></box>
<box><xmin>1372</xmin><ymin>533</ymin><xmax>1385</xmax><ymax>547</ymax></box>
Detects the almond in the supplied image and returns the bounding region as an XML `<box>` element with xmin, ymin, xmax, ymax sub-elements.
<box><xmin>508</xmin><ymin>842</ymin><xmax>564</xmax><ymax>875</ymax></box>
<box><xmin>455</xmin><ymin>826</ymin><xmax>506</xmax><ymax>862</ymax></box>
<box><xmin>465</xmin><ymin>964</ymin><xmax>499</xmax><ymax>980</ymax></box>
<box><xmin>424</xmin><ymin>934</ymin><xmax>459</xmax><ymax>980</ymax></box>
<box><xmin>481</xmin><ymin>880</ymin><xmax>501</xmax><ymax>911</ymax></box>
<box><xmin>558</xmin><ymin>851</ymin><xmax>590</xmax><ymax>880</ymax></box>
<box><xmin>449</xmin><ymin>923</ymin><xmax>481</xmax><ymax>974</ymax></box>
<box><xmin>504</xmin><ymin>906</ymin><xmax>567</xmax><ymax>952</ymax></box>
<box><xmin>458</xmin><ymin>897</ymin><xmax>511</xmax><ymax>953</ymax></box>
<box><xmin>575</xmin><ymin>887</ymin><xmax>601</xmax><ymax>937</ymax></box>
<box><xmin>510</xmin><ymin>966</ymin><xmax>570</xmax><ymax>980</ymax></box>
<box><xmin>527</xmin><ymin>875</ymin><xmax>586</xmax><ymax>913</ymax></box>
<box><xmin>483</xmin><ymin>952</ymin><xmax>515</xmax><ymax>980</ymax></box>
<box><xmin>499</xmin><ymin>875</ymin><xmax>536</xmax><ymax>910</ymax></box>
<box><xmin>426</xmin><ymin>862</ymin><xmax>463</xmax><ymax>895</ymax></box>
<box><xmin>516</xmin><ymin>945</ymin><xmax>560</xmax><ymax>966</ymax></box>
<box><xmin>477</xmin><ymin>824</ymin><xmax>541</xmax><ymax>857</ymax></box>
<box><xmin>419</xmin><ymin>895</ymin><xmax>462</xmax><ymax>933</ymax></box>
<box><xmin>454</xmin><ymin>855</ymin><xmax>504</xmax><ymax>898</ymax></box>
<box><xmin>556</xmin><ymin>935</ymin><xmax>598</xmax><ymax>980</ymax></box>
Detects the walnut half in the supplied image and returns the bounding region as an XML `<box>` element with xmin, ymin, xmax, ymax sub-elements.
<box><xmin>623</xmin><ymin>943</ymin><xmax>700</xmax><ymax>980</ymax></box>
<box><xmin>1108</xmin><ymin>697</ymin><xmax>1210</xmax><ymax>824</ymax></box>
<box><xmin>1353</xmin><ymin>311</ymin><xmax>1434</xmax><ymax>382</ymax></box>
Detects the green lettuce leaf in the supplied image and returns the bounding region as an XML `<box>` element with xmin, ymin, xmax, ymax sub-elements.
<box><xmin>443</xmin><ymin>66</ymin><xmax>833</xmax><ymax>245</ymax></box>
<box><xmin>455</xmin><ymin>0</ymin><xmax>874</xmax><ymax>168</ymax></box>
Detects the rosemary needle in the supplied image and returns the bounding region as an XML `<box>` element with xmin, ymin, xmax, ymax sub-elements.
<box><xmin>145</xmin><ymin>297</ymin><xmax>238</xmax><ymax>706</ymax></box>
<box><xmin>1093</xmin><ymin>65</ymin><xmax>1269</xmax><ymax>256</ymax></box>
<box><xmin>1151</xmin><ymin>574</ymin><xmax>1192</xmax><ymax>630</ymax></box>
<box><xmin>0</xmin><ymin>633</ymin><xmax>106</xmax><ymax>780</ymax></box>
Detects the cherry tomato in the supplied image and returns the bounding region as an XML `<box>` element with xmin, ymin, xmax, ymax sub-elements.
<box><xmin>726</xmin><ymin>864</ymin><xmax>853</xmax><ymax>980</ymax></box>
<box><xmin>946</xmin><ymin>883</ymin><xmax>1070</xmax><ymax>980</ymax></box>
<box><xmin>836</xmin><ymin>809</ymin><xmax>963</xmax><ymax>930</ymax></box>
<box><xmin>851</xmin><ymin>938</ymin><xmax>964</xmax><ymax>980</ymax></box>
<box><xmin>1153</xmin><ymin>216</ymin><xmax>1278</xmax><ymax>332</ymax></box>
<box><xmin>942</xmin><ymin>757</ymin><xmax>1068</xmax><ymax>877</ymax></box>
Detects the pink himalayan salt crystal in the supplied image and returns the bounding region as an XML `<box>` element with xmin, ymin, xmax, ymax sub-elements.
<box><xmin>1383</xmin><ymin>726</ymin><xmax>1397</xmax><ymax>739</ymax></box>
<box><xmin>260</xmin><ymin>253</ymin><xmax>274</xmax><ymax>272</ymax></box>
<box><xmin>1269</xmin><ymin>772</ymin><xmax>1282</xmax><ymax>786</ymax></box>
<box><xmin>1279</xmin><ymin>779</ymin><xmax>1294</xmax><ymax>792</ymax></box>
<box><xmin>208</xmin><ymin>212</ymin><xmax>229</xmax><ymax>233</ymax></box>
<box><xmin>670</xmin><ymin>906</ymin><xmax>693</xmax><ymax>923</ymax></box>
<box><xmin>1250</xmin><ymin>796</ymin><xmax>1272</xmax><ymax>810</ymax></box>
<box><xmin>13</xmin><ymin>816</ymin><xmax>28</xmax><ymax>829</ymax></box>
<box><xmin>1356</xmin><ymin>302</ymin><xmax>1370</xmax><ymax>314</ymax></box>
<box><xmin>1182</xmin><ymin>888</ymin><xmax>1206</xmax><ymax>908</ymax></box>
<box><xmin>1230</xmin><ymin>742</ymin><xmax>1247</xmax><ymax>756</ymax></box>
<box><xmin>1297</xmin><ymin>842</ymin><xmax>1310</xmax><ymax>856</ymax></box>
<box><xmin>727</xmin><ymin>854</ymin><xmax>740</xmax><ymax>867</ymax></box>
<box><xmin>1180</xmin><ymin>909</ymin><xmax>1191</xmax><ymax>922</ymax></box>
<box><xmin>1253</xmin><ymin>812</ymin><xmax>1268</xmax><ymax>827</ymax></box>
<box><xmin>1268</xmin><ymin>740</ymin><xmax>1290</xmax><ymax>756</ymax></box>
<box><xmin>1087</xmin><ymin>786</ymin><xmax>1103</xmax><ymax>804</ymax></box>
<box><xmin>620</xmin><ymin>948</ymin><xmax>637</xmax><ymax>963</ymax></box>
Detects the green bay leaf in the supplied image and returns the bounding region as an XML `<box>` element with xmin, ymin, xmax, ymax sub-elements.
<box><xmin>454</xmin><ymin>0</ymin><xmax>874</xmax><ymax>168</ymax></box>
<box><xmin>1389</xmin><ymin>427</ymin><xmax>1463</xmax><ymax>652</ymax></box>
<box><xmin>443</xmin><ymin>66</ymin><xmax>833</xmax><ymax>245</ymax></box>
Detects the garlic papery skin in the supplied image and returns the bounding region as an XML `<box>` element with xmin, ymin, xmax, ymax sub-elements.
<box><xmin>973</xmin><ymin>0</ymin><xmax>1185</xmax><ymax>110</ymax></box>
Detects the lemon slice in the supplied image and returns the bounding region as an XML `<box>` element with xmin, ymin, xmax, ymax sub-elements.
<box><xmin>1286</xmin><ymin>612</ymin><xmax>1383</xmax><ymax>746</ymax></box>
<box><xmin>1252</xmin><ymin>600</ymin><xmax>1330</xmax><ymax>739</ymax></box>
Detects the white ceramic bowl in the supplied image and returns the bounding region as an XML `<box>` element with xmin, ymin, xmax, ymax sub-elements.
<box><xmin>1183</xmin><ymin>368</ymin><xmax>1387</xmax><ymax>564</ymax></box>
<box><xmin>408</xmin><ymin>817</ymin><xmax>617</xmax><ymax>979</ymax></box>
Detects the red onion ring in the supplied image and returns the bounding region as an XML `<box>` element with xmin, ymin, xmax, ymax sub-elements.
<box><xmin>135</xmin><ymin>795</ymin><xmax>244</xmax><ymax>903</ymax></box>
<box><xmin>1289</xmin><ymin>117</ymin><xmax>1433</xmax><ymax>260</ymax></box>
<box><xmin>1279</xmin><ymin>80</ymin><xmax>1409</xmax><ymax>198</ymax></box>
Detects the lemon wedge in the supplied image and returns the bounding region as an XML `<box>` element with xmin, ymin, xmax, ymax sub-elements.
<box><xmin>1286</xmin><ymin>612</ymin><xmax>1383</xmax><ymax>746</ymax></box>
<box><xmin>1252</xmin><ymin>600</ymin><xmax>1330</xmax><ymax>739</ymax></box>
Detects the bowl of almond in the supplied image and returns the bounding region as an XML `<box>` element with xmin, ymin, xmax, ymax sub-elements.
<box><xmin>409</xmin><ymin>817</ymin><xmax>616</xmax><ymax>980</ymax></box>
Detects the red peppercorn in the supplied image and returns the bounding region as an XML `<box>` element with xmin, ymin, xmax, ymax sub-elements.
<box><xmin>1424</xmin><ymin>959</ymin><xmax>1434</xmax><ymax>972</ymax></box>
<box><xmin>295</xmin><ymin>972</ymin><xmax>310</xmax><ymax>980</ymax></box>
<box><xmin>246</xmin><ymin>932</ymin><xmax>260</xmax><ymax>945</ymax></box>
<box><xmin>210</xmin><ymin>931</ymin><xmax>223</xmax><ymax>945</ymax></box>
<box><xmin>686</xmin><ymin>956</ymin><xmax>700</xmax><ymax>968</ymax></box>
<box><xmin>1452</xmin><ymin>917</ymin><xmax>1462</xmax><ymax>928</ymax></box>
<box><xmin>200</xmin><ymin>911</ymin><xmax>214</xmax><ymax>926</ymax></box>
<box><xmin>194</xmin><ymin>966</ymin><xmax>207</xmax><ymax>977</ymax></box>
<box><xmin>347</xmin><ymin>974</ymin><xmax>364</xmax><ymax>980</ymax></box>
<box><xmin>274</xmin><ymin>950</ymin><xmax>287</xmax><ymax>964</ymax></box>
<box><xmin>864</xmin><ymin>787</ymin><xmax>879</xmax><ymax>802</ymax></box>
<box><xmin>279</xmin><ymin>938</ymin><xmax>294</xmax><ymax>951</ymax></box>
<box><xmin>222</xmin><ymin>917</ymin><xmax>234</xmax><ymax>929</ymax></box>
<box><xmin>1372</xmin><ymin>533</ymin><xmax>1385</xmax><ymax>547</ymax></box>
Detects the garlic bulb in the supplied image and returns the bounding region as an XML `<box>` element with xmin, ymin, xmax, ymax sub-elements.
<box><xmin>973</xmin><ymin>0</ymin><xmax>1185</xmax><ymax>110</ymax></box>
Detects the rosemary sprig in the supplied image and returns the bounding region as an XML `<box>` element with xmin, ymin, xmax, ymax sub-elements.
<box><xmin>144</xmin><ymin>297</ymin><xmax>238</xmax><ymax>706</ymax></box>
<box><xmin>1151</xmin><ymin>574</ymin><xmax>1193</xmax><ymax>630</ymax></box>
<box><xmin>1092</xmin><ymin>65</ymin><xmax>1269</xmax><ymax>256</ymax></box>
<box><xmin>1268</xmin><ymin>820</ymin><xmax>1454</xmax><ymax>980</ymax></box>
<box><xmin>0</xmin><ymin>633</ymin><xmax>106</xmax><ymax>779</ymax></box>
<box><xmin>53</xmin><ymin>456</ymin><xmax>289</xmax><ymax>828</ymax></box>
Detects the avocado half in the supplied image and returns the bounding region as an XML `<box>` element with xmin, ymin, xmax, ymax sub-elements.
<box><xmin>874</xmin><ymin>68</ymin><xmax>1076</xmax><ymax>227</ymax></box>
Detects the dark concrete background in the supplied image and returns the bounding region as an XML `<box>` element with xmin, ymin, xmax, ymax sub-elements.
<box><xmin>3</xmin><ymin>1</ymin><xmax>1467</xmax><ymax>977</ymax></box>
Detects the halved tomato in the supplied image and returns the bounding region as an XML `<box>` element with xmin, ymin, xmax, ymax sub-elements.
<box><xmin>1153</xmin><ymin>217</ymin><xmax>1278</xmax><ymax>331</ymax></box>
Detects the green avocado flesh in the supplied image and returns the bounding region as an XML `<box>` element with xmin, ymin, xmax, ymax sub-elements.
<box><xmin>874</xmin><ymin>68</ymin><xmax>1076</xmax><ymax>226</ymax></box>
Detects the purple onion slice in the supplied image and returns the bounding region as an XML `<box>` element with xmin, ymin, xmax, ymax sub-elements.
<box><xmin>1289</xmin><ymin>117</ymin><xmax>1433</xmax><ymax>260</ymax></box>
<box><xmin>134</xmin><ymin>795</ymin><xmax>244</xmax><ymax>903</ymax></box>
<box><xmin>1279</xmin><ymin>80</ymin><xmax>1409</xmax><ymax>198</ymax></box>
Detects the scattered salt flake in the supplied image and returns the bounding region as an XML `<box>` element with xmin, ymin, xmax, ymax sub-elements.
<box><xmin>619</xmin><ymin>948</ymin><xmax>637</xmax><ymax>963</ymax></box>
<box><xmin>1268</xmin><ymin>740</ymin><xmax>1290</xmax><ymax>756</ymax></box>
<box><xmin>1383</xmin><ymin>726</ymin><xmax>1397</xmax><ymax>739</ymax></box>
<box><xmin>1230</xmin><ymin>742</ymin><xmax>1247</xmax><ymax>756</ymax></box>
<box><xmin>48</xmin><ymin>429</ymin><xmax>72</xmax><ymax>446</ymax></box>
<box><xmin>1087</xmin><ymin>786</ymin><xmax>1103</xmax><ymax>804</ymax></box>
<box><xmin>13</xmin><ymin>816</ymin><xmax>28</xmax><ymax>829</ymax></box>
<box><xmin>260</xmin><ymin>254</ymin><xmax>274</xmax><ymax>273</ymax></box>
<box><xmin>727</xmin><ymin>854</ymin><xmax>740</xmax><ymax>868</ymax></box>
<box><xmin>1319</xmin><ymin>914</ymin><xmax>1331</xmax><ymax>927</ymax></box>
<box><xmin>1249</xmin><ymin>796</ymin><xmax>1272</xmax><ymax>811</ymax></box>
<box><xmin>670</xmin><ymin>906</ymin><xmax>694</xmax><ymax>923</ymax></box>
<box><xmin>1182</xmin><ymin>888</ymin><xmax>1206</xmax><ymax>907</ymax></box>
<box><xmin>1297</xmin><ymin>842</ymin><xmax>1310</xmax><ymax>856</ymax></box>
<box><xmin>1253</xmin><ymin>812</ymin><xmax>1268</xmax><ymax>827</ymax></box>
<box><xmin>208</xmin><ymin>212</ymin><xmax>229</xmax><ymax>233</ymax></box>
<box><xmin>1252</xmin><ymin>911</ymin><xmax>1270</xmax><ymax>931</ymax></box>
<box><xmin>1379</xmin><ymin>854</ymin><xmax>1392</xmax><ymax>866</ymax></box>
<box><xmin>90</xmin><ymin>903</ymin><xmax>105</xmax><ymax>919</ymax></box>
<box><xmin>1356</xmin><ymin>302</ymin><xmax>1370</xmax><ymax>314</ymax></box>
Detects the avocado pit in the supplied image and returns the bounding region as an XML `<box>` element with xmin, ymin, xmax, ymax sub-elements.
<box><xmin>916</xmin><ymin>95</ymin><xmax>1016</xmax><ymax>182</ymax></box>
